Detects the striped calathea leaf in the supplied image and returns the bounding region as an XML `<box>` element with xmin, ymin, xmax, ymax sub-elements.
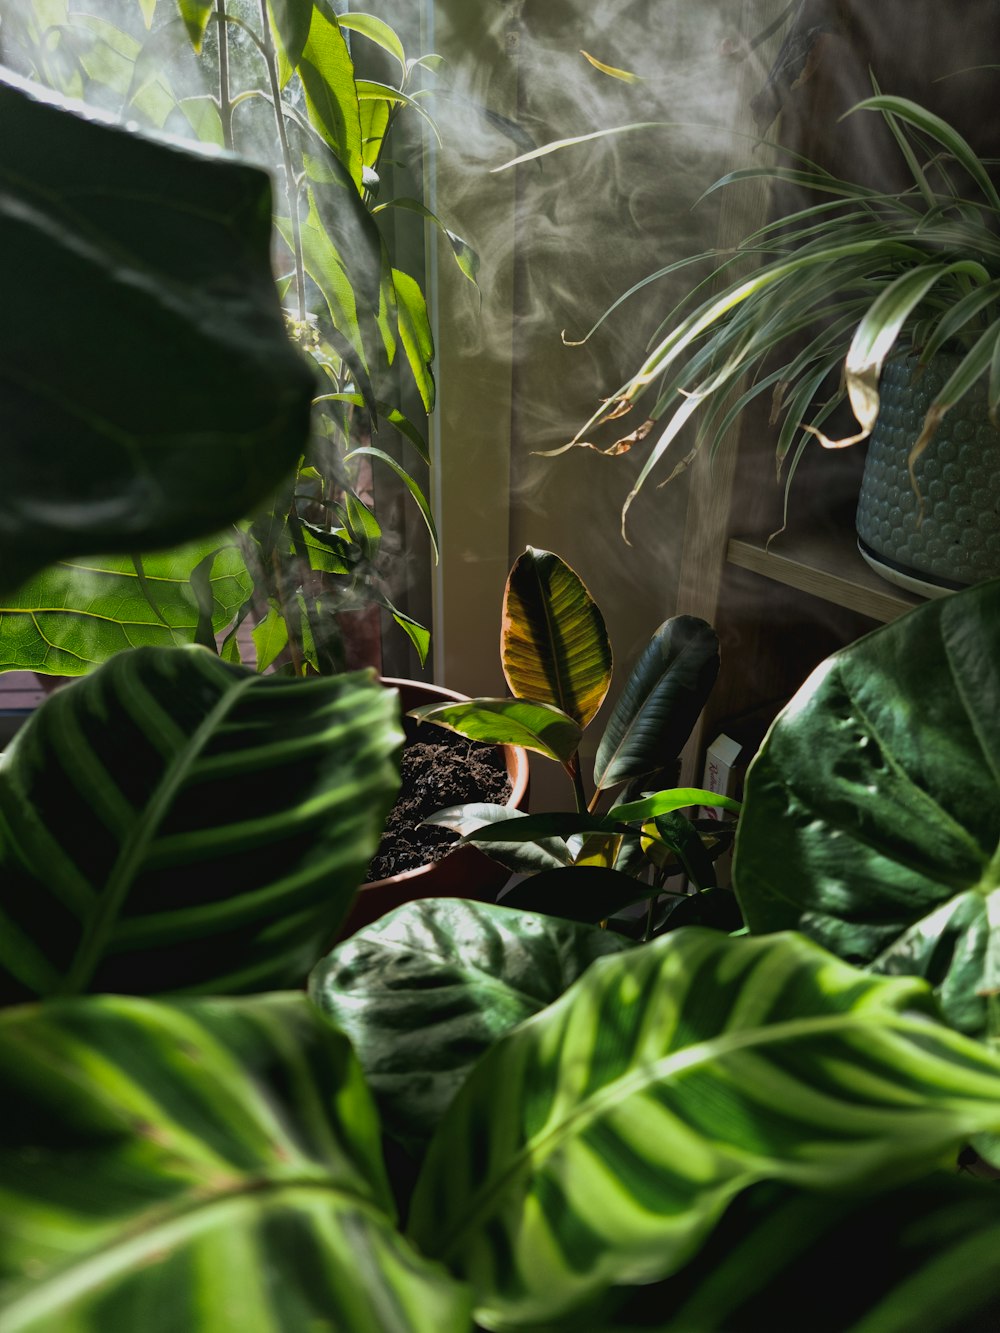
<box><xmin>309</xmin><ymin>898</ymin><xmax>629</xmax><ymax>1152</ymax></box>
<box><xmin>0</xmin><ymin>646</ymin><xmax>403</xmax><ymax>1003</ymax></box>
<box><xmin>0</xmin><ymin>992</ymin><xmax>473</xmax><ymax>1333</ymax></box>
<box><xmin>407</xmin><ymin>928</ymin><xmax>1000</xmax><ymax>1330</ymax></box>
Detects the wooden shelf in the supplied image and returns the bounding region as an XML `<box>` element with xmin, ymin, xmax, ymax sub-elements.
<box><xmin>726</xmin><ymin>528</ymin><xmax>926</xmax><ymax>623</ymax></box>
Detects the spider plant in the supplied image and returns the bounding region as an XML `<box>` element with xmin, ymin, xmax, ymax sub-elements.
<box><xmin>546</xmin><ymin>91</ymin><xmax>1000</xmax><ymax>537</ymax></box>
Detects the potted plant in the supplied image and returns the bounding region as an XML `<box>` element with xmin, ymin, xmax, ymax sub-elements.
<box><xmin>519</xmin><ymin>89</ymin><xmax>1000</xmax><ymax>594</ymax></box>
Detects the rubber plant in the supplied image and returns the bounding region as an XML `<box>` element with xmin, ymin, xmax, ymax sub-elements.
<box><xmin>5</xmin><ymin>61</ymin><xmax>1000</xmax><ymax>1333</ymax></box>
<box><xmin>410</xmin><ymin>546</ymin><xmax>740</xmax><ymax>936</ymax></box>
<box><xmin>0</xmin><ymin>0</ymin><xmax>476</xmax><ymax>674</ymax></box>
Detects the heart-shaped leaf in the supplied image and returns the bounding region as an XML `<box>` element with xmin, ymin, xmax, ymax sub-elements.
<box><xmin>410</xmin><ymin>698</ymin><xmax>582</xmax><ymax>763</ymax></box>
<box><xmin>0</xmin><ymin>647</ymin><xmax>402</xmax><ymax>1003</ymax></box>
<box><xmin>594</xmin><ymin>617</ymin><xmax>719</xmax><ymax>793</ymax></box>
<box><xmin>409</xmin><ymin>928</ymin><xmax>1000</xmax><ymax>1328</ymax></box>
<box><xmin>0</xmin><ymin>993</ymin><xmax>472</xmax><ymax>1332</ymax></box>
<box><xmin>0</xmin><ymin>541</ymin><xmax>250</xmax><ymax>675</ymax></box>
<box><xmin>309</xmin><ymin>898</ymin><xmax>628</xmax><ymax>1151</ymax></box>
<box><xmin>0</xmin><ymin>72</ymin><xmax>314</xmax><ymax>594</ymax></box>
<box><xmin>733</xmin><ymin>578</ymin><xmax>1000</xmax><ymax>1041</ymax></box>
<box><xmin>501</xmin><ymin>548</ymin><xmax>612</xmax><ymax>728</ymax></box>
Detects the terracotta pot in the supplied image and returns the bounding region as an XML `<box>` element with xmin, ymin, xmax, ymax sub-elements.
<box><xmin>338</xmin><ymin>677</ymin><xmax>530</xmax><ymax>937</ymax></box>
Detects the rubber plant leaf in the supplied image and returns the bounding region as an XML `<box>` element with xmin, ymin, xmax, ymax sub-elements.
<box><xmin>499</xmin><ymin>864</ymin><xmax>658</xmax><ymax>924</ymax></box>
<box><xmin>0</xmin><ymin>993</ymin><xmax>473</xmax><ymax>1333</ymax></box>
<box><xmin>501</xmin><ymin>547</ymin><xmax>612</xmax><ymax>729</ymax></box>
<box><xmin>309</xmin><ymin>898</ymin><xmax>627</xmax><ymax>1152</ymax></box>
<box><xmin>0</xmin><ymin>73</ymin><xmax>314</xmax><ymax>596</ymax></box>
<box><xmin>733</xmin><ymin>578</ymin><xmax>1000</xmax><ymax>1043</ymax></box>
<box><xmin>408</xmin><ymin>928</ymin><xmax>1000</xmax><ymax>1328</ymax></box>
<box><xmin>0</xmin><ymin>540</ymin><xmax>251</xmax><ymax>676</ymax></box>
<box><xmin>533</xmin><ymin>1176</ymin><xmax>1000</xmax><ymax>1333</ymax></box>
<box><xmin>0</xmin><ymin>647</ymin><xmax>403</xmax><ymax>1003</ymax></box>
<box><xmin>174</xmin><ymin>0</ymin><xmax>212</xmax><ymax>50</ymax></box>
<box><xmin>409</xmin><ymin>698</ymin><xmax>582</xmax><ymax>764</ymax></box>
<box><xmin>594</xmin><ymin>615</ymin><xmax>719</xmax><ymax>792</ymax></box>
<box><xmin>422</xmin><ymin>803</ymin><xmax>573</xmax><ymax>874</ymax></box>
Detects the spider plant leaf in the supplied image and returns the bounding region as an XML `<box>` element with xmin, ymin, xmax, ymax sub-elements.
<box><xmin>309</xmin><ymin>898</ymin><xmax>626</xmax><ymax>1151</ymax></box>
<box><xmin>733</xmin><ymin>579</ymin><xmax>1000</xmax><ymax>1042</ymax></box>
<box><xmin>594</xmin><ymin>616</ymin><xmax>719</xmax><ymax>793</ymax></box>
<box><xmin>0</xmin><ymin>993</ymin><xmax>472</xmax><ymax>1332</ymax></box>
<box><xmin>0</xmin><ymin>648</ymin><xmax>403</xmax><ymax>1003</ymax></box>
<box><xmin>409</xmin><ymin>697</ymin><xmax>582</xmax><ymax>764</ymax></box>
<box><xmin>409</xmin><ymin>928</ymin><xmax>1000</xmax><ymax>1328</ymax></box>
<box><xmin>501</xmin><ymin>548</ymin><xmax>612</xmax><ymax>728</ymax></box>
<box><xmin>0</xmin><ymin>72</ymin><xmax>314</xmax><ymax>596</ymax></box>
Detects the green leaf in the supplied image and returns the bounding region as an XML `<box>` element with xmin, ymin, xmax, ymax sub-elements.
<box><xmin>500</xmin><ymin>865</ymin><xmax>657</xmax><ymax>923</ymax></box>
<box><xmin>594</xmin><ymin>616</ymin><xmax>719</xmax><ymax>792</ymax></box>
<box><xmin>373</xmin><ymin>197</ymin><xmax>480</xmax><ymax>287</ymax></box>
<box><xmin>337</xmin><ymin>11</ymin><xmax>406</xmax><ymax>74</ymax></box>
<box><xmin>309</xmin><ymin>898</ymin><xmax>627</xmax><ymax>1151</ymax></box>
<box><xmin>174</xmin><ymin>0</ymin><xmax>212</xmax><ymax>52</ymax></box>
<box><xmin>266</xmin><ymin>0</ymin><xmax>313</xmax><ymax>85</ymax></box>
<box><xmin>251</xmin><ymin>603</ymin><xmax>289</xmax><ymax>672</ymax></box>
<box><xmin>297</xmin><ymin>6</ymin><xmax>363</xmax><ymax>185</ymax></box>
<box><xmin>423</xmin><ymin>803</ymin><xmax>573</xmax><ymax>874</ymax></box>
<box><xmin>0</xmin><ymin>648</ymin><xmax>403</xmax><ymax>1003</ymax></box>
<box><xmin>346</xmin><ymin>445</ymin><xmax>439</xmax><ymax>561</ymax></box>
<box><xmin>0</xmin><ymin>540</ymin><xmax>250</xmax><ymax>675</ymax></box>
<box><xmin>0</xmin><ymin>73</ymin><xmax>314</xmax><ymax>595</ymax></box>
<box><xmin>139</xmin><ymin>0</ymin><xmax>157</xmax><ymax>28</ymax></box>
<box><xmin>409</xmin><ymin>698</ymin><xmax>582</xmax><ymax>764</ymax></box>
<box><xmin>0</xmin><ymin>993</ymin><xmax>472</xmax><ymax>1332</ymax></box>
<box><xmin>409</xmin><ymin>928</ymin><xmax>1000</xmax><ymax>1328</ymax></box>
<box><xmin>392</xmin><ymin>266</ymin><xmax>436</xmax><ymax>413</ymax></box>
<box><xmin>610</xmin><ymin>787</ymin><xmax>741</xmax><ymax>822</ymax></box>
<box><xmin>502</xmin><ymin>547</ymin><xmax>612</xmax><ymax>729</ymax></box>
<box><xmin>317</xmin><ymin>392</ymin><xmax>429</xmax><ymax>463</ymax></box>
<box><xmin>733</xmin><ymin>579</ymin><xmax>1000</xmax><ymax>1042</ymax></box>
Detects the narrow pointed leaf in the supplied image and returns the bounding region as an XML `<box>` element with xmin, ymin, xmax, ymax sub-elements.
<box><xmin>594</xmin><ymin>616</ymin><xmax>719</xmax><ymax>792</ymax></box>
<box><xmin>0</xmin><ymin>993</ymin><xmax>472</xmax><ymax>1332</ymax></box>
<box><xmin>410</xmin><ymin>698</ymin><xmax>581</xmax><ymax>764</ymax></box>
<box><xmin>0</xmin><ymin>73</ymin><xmax>314</xmax><ymax>594</ymax></box>
<box><xmin>392</xmin><ymin>267</ymin><xmax>436</xmax><ymax>412</ymax></box>
<box><xmin>410</xmin><ymin>928</ymin><xmax>1000</xmax><ymax>1328</ymax></box>
<box><xmin>309</xmin><ymin>898</ymin><xmax>626</xmax><ymax>1151</ymax></box>
<box><xmin>502</xmin><ymin>548</ymin><xmax>612</xmax><ymax>728</ymax></box>
<box><xmin>175</xmin><ymin>0</ymin><xmax>212</xmax><ymax>50</ymax></box>
<box><xmin>734</xmin><ymin>579</ymin><xmax>1000</xmax><ymax>1042</ymax></box>
<box><xmin>374</xmin><ymin>198</ymin><xmax>481</xmax><ymax>287</ymax></box>
<box><xmin>0</xmin><ymin>540</ymin><xmax>250</xmax><ymax>675</ymax></box>
<box><xmin>337</xmin><ymin>12</ymin><xmax>406</xmax><ymax>73</ymax></box>
<box><xmin>0</xmin><ymin>647</ymin><xmax>403</xmax><ymax>1003</ymax></box>
<box><xmin>297</xmin><ymin>7</ymin><xmax>363</xmax><ymax>185</ymax></box>
<box><xmin>267</xmin><ymin>0</ymin><xmax>313</xmax><ymax>83</ymax></box>
<box><xmin>610</xmin><ymin>787</ymin><xmax>740</xmax><ymax>822</ymax></box>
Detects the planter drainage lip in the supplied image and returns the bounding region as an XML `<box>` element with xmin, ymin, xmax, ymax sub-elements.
<box><xmin>857</xmin><ymin>537</ymin><xmax>964</xmax><ymax>599</ymax></box>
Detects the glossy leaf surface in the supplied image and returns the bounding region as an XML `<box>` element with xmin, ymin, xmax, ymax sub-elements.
<box><xmin>0</xmin><ymin>72</ymin><xmax>314</xmax><ymax>593</ymax></box>
<box><xmin>410</xmin><ymin>928</ymin><xmax>1000</xmax><ymax>1328</ymax></box>
<box><xmin>0</xmin><ymin>993</ymin><xmax>472</xmax><ymax>1332</ymax></box>
<box><xmin>0</xmin><ymin>541</ymin><xmax>250</xmax><ymax>675</ymax></box>
<box><xmin>309</xmin><ymin>898</ymin><xmax>627</xmax><ymax>1150</ymax></box>
<box><xmin>410</xmin><ymin>698</ymin><xmax>581</xmax><ymax>763</ymax></box>
<box><xmin>500</xmin><ymin>865</ymin><xmax>656</xmax><ymax>923</ymax></box>
<box><xmin>734</xmin><ymin>579</ymin><xmax>1000</xmax><ymax>1040</ymax></box>
<box><xmin>594</xmin><ymin>616</ymin><xmax>719</xmax><ymax>792</ymax></box>
<box><xmin>423</xmin><ymin>804</ymin><xmax>573</xmax><ymax>874</ymax></box>
<box><xmin>0</xmin><ymin>647</ymin><xmax>402</xmax><ymax>1002</ymax></box>
<box><xmin>501</xmin><ymin>547</ymin><xmax>612</xmax><ymax>728</ymax></box>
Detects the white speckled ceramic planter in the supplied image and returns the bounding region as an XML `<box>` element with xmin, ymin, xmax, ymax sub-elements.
<box><xmin>855</xmin><ymin>354</ymin><xmax>1000</xmax><ymax>593</ymax></box>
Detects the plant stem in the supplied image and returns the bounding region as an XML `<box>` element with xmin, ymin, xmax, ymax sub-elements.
<box><xmin>215</xmin><ymin>0</ymin><xmax>234</xmax><ymax>151</ymax></box>
<box><xmin>563</xmin><ymin>752</ymin><xmax>589</xmax><ymax>815</ymax></box>
<box><xmin>257</xmin><ymin>0</ymin><xmax>307</xmax><ymax>322</ymax></box>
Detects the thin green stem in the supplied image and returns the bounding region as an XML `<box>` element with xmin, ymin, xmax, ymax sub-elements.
<box><xmin>215</xmin><ymin>0</ymin><xmax>234</xmax><ymax>151</ymax></box>
<box><xmin>563</xmin><ymin>752</ymin><xmax>589</xmax><ymax>815</ymax></box>
<box><xmin>257</xmin><ymin>0</ymin><xmax>307</xmax><ymax>322</ymax></box>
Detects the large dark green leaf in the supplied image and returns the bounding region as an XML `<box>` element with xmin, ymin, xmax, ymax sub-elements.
<box><xmin>733</xmin><ymin>579</ymin><xmax>1000</xmax><ymax>1041</ymax></box>
<box><xmin>309</xmin><ymin>898</ymin><xmax>627</xmax><ymax>1151</ymax></box>
<box><xmin>0</xmin><ymin>541</ymin><xmax>250</xmax><ymax>675</ymax></box>
<box><xmin>0</xmin><ymin>993</ymin><xmax>472</xmax><ymax>1332</ymax></box>
<box><xmin>0</xmin><ymin>647</ymin><xmax>403</xmax><ymax>1003</ymax></box>
<box><xmin>409</xmin><ymin>928</ymin><xmax>1000</xmax><ymax>1329</ymax></box>
<box><xmin>593</xmin><ymin>616</ymin><xmax>719</xmax><ymax>793</ymax></box>
<box><xmin>0</xmin><ymin>72</ymin><xmax>314</xmax><ymax>594</ymax></box>
<box><xmin>500</xmin><ymin>865</ymin><xmax>657</xmax><ymax>923</ymax></box>
<box><xmin>524</xmin><ymin>1176</ymin><xmax>1000</xmax><ymax>1333</ymax></box>
<box><xmin>501</xmin><ymin>547</ymin><xmax>612</xmax><ymax>729</ymax></box>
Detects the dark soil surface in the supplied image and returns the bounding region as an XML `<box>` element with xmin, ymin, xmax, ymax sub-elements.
<box><xmin>366</xmin><ymin>723</ymin><xmax>512</xmax><ymax>881</ymax></box>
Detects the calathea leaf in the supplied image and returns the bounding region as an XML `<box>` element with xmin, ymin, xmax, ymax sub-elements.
<box><xmin>309</xmin><ymin>898</ymin><xmax>628</xmax><ymax>1152</ymax></box>
<box><xmin>0</xmin><ymin>993</ymin><xmax>473</xmax><ymax>1333</ymax></box>
<box><xmin>733</xmin><ymin>578</ymin><xmax>1000</xmax><ymax>1042</ymax></box>
<box><xmin>594</xmin><ymin>616</ymin><xmax>719</xmax><ymax>793</ymax></box>
<box><xmin>409</xmin><ymin>928</ymin><xmax>1000</xmax><ymax>1329</ymax></box>
<box><xmin>0</xmin><ymin>540</ymin><xmax>250</xmax><ymax>675</ymax></box>
<box><xmin>0</xmin><ymin>72</ymin><xmax>314</xmax><ymax>594</ymax></box>
<box><xmin>410</xmin><ymin>698</ymin><xmax>582</xmax><ymax>764</ymax></box>
<box><xmin>501</xmin><ymin>547</ymin><xmax>612</xmax><ymax>728</ymax></box>
<box><xmin>0</xmin><ymin>647</ymin><xmax>403</xmax><ymax>1003</ymax></box>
